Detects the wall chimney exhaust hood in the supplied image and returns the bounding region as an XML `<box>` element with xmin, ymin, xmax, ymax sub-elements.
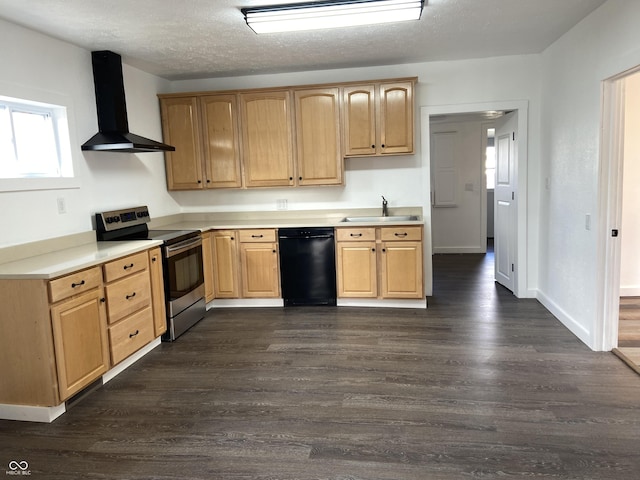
<box><xmin>81</xmin><ymin>50</ymin><xmax>175</xmax><ymax>153</ymax></box>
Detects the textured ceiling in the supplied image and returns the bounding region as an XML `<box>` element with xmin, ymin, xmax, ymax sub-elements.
<box><xmin>0</xmin><ymin>0</ymin><xmax>607</xmax><ymax>80</ymax></box>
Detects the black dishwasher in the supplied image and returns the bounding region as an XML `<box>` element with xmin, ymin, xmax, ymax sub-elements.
<box><xmin>278</xmin><ymin>227</ymin><xmax>337</xmax><ymax>306</ymax></box>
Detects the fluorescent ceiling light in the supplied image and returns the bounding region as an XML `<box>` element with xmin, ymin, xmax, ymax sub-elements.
<box><xmin>242</xmin><ymin>0</ymin><xmax>425</xmax><ymax>34</ymax></box>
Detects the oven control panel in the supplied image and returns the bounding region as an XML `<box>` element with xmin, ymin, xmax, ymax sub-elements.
<box><xmin>96</xmin><ymin>205</ymin><xmax>150</xmax><ymax>232</ymax></box>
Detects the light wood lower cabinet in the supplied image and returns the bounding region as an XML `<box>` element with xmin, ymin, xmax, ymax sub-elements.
<box><xmin>0</xmin><ymin>247</ymin><xmax>164</xmax><ymax>409</ymax></box>
<box><xmin>239</xmin><ymin>233</ymin><xmax>280</xmax><ymax>298</ymax></box>
<box><xmin>103</xmin><ymin>252</ymin><xmax>156</xmax><ymax>366</ymax></box>
<box><xmin>148</xmin><ymin>247</ymin><xmax>167</xmax><ymax>337</ymax></box>
<box><xmin>336</xmin><ymin>225</ymin><xmax>423</xmax><ymax>299</ymax></box>
<box><xmin>210</xmin><ymin>230</ymin><xmax>240</xmax><ymax>299</ymax></box>
<box><xmin>208</xmin><ymin>229</ymin><xmax>280</xmax><ymax>299</ymax></box>
<box><xmin>50</xmin><ymin>287</ymin><xmax>110</xmax><ymax>401</ymax></box>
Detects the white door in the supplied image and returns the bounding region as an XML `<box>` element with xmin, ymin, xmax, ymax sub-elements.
<box><xmin>494</xmin><ymin>111</ymin><xmax>517</xmax><ymax>292</ymax></box>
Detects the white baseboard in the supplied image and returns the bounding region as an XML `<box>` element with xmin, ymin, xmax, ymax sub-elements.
<box><xmin>209</xmin><ymin>298</ymin><xmax>284</xmax><ymax>308</ymax></box>
<box><xmin>620</xmin><ymin>287</ymin><xmax>640</xmax><ymax>297</ymax></box>
<box><xmin>433</xmin><ymin>246</ymin><xmax>486</xmax><ymax>254</ymax></box>
<box><xmin>102</xmin><ymin>337</ymin><xmax>161</xmax><ymax>384</ymax></box>
<box><xmin>337</xmin><ymin>298</ymin><xmax>427</xmax><ymax>309</ymax></box>
<box><xmin>536</xmin><ymin>289</ymin><xmax>593</xmax><ymax>349</ymax></box>
<box><xmin>0</xmin><ymin>402</ymin><xmax>66</xmax><ymax>423</ymax></box>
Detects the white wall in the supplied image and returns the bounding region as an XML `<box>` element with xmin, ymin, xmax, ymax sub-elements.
<box><xmin>621</xmin><ymin>71</ymin><xmax>640</xmax><ymax>296</ymax></box>
<box><xmin>430</xmin><ymin>119</ymin><xmax>486</xmax><ymax>253</ymax></box>
<box><xmin>538</xmin><ymin>0</ymin><xmax>640</xmax><ymax>349</ymax></box>
<box><xmin>168</xmin><ymin>55</ymin><xmax>542</xmax><ymax>299</ymax></box>
<box><xmin>0</xmin><ymin>19</ymin><xmax>180</xmax><ymax>248</ymax></box>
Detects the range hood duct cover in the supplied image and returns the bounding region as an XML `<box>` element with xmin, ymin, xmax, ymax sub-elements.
<box><xmin>81</xmin><ymin>50</ymin><xmax>175</xmax><ymax>153</ymax></box>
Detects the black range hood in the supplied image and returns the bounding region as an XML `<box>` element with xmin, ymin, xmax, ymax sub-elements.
<box><xmin>81</xmin><ymin>50</ymin><xmax>175</xmax><ymax>153</ymax></box>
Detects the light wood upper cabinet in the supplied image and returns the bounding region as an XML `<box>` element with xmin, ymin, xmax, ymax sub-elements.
<box><xmin>239</xmin><ymin>90</ymin><xmax>294</xmax><ymax>187</ymax></box>
<box><xmin>343</xmin><ymin>80</ymin><xmax>414</xmax><ymax>156</ymax></box>
<box><xmin>294</xmin><ymin>87</ymin><xmax>343</xmax><ymax>186</ymax></box>
<box><xmin>343</xmin><ymin>85</ymin><xmax>376</xmax><ymax>157</ymax></box>
<box><xmin>160</xmin><ymin>96</ymin><xmax>204</xmax><ymax>190</ymax></box>
<box><xmin>200</xmin><ymin>94</ymin><xmax>242</xmax><ymax>188</ymax></box>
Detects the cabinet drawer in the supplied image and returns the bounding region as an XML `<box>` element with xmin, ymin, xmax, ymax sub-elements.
<box><xmin>239</xmin><ymin>229</ymin><xmax>277</xmax><ymax>243</ymax></box>
<box><xmin>336</xmin><ymin>227</ymin><xmax>376</xmax><ymax>242</ymax></box>
<box><xmin>104</xmin><ymin>270</ymin><xmax>151</xmax><ymax>324</ymax></box>
<box><xmin>103</xmin><ymin>251</ymin><xmax>149</xmax><ymax>283</ymax></box>
<box><xmin>380</xmin><ymin>226</ymin><xmax>422</xmax><ymax>241</ymax></box>
<box><xmin>108</xmin><ymin>306</ymin><xmax>154</xmax><ymax>365</ymax></box>
<box><xmin>49</xmin><ymin>266</ymin><xmax>102</xmax><ymax>303</ymax></box>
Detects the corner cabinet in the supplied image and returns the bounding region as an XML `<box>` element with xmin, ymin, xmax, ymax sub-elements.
<box><xmin>239</xmin><ymin>90</ymin><xmax>295</xmax><ymax>187</ymax></box>
<box><xmin>160</xmin><ymin>96</ymin><xmax>204</xmax><ymax>190</ymax></box>
<box><xmin>343</xmin><ymin>80</ymin><xmax>414</xmax><ymax>157</ymax></box>
<box><xmin>0</xmin><ymin>247</ymin><xmax>164</xmax><ymax>409</ymax></box>
<box><xmin>160</xmin><ymin>95</ymin><xmax>242</xmax><ymax>190</ymax></box>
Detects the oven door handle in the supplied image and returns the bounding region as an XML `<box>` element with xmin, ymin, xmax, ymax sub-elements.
<box><xmin>165</xmin><ymin>236</ymin><xmax>202</xmax><ymax>258</ymax></box>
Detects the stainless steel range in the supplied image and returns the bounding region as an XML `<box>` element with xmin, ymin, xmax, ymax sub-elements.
<box><xmin>95</xmin><ymin>206</ymin><xmax>205</xmax><ymax>341</ymax></box>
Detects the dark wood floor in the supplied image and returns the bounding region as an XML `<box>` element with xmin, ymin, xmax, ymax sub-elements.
<box><xmin>2</xmin><ymin>250</ymin><xmax>640</xmax><ymax>479</ymax></box>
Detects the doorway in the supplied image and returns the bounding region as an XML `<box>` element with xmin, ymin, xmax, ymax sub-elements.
<box><xmin>422</xmin><ymin>101</ymin><xmax>529</xmax><ymax>298</ymax></box>
<box><xmin>599</xmin><ymin>67</ymin><xmax>640</xmax><ymax>367</ymax></box>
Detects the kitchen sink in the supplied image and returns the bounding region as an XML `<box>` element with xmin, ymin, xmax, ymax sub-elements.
<box><xmin>341</xmin><ymin>215</ymin><xmax>419</xmax><ymax>222</ymax></box>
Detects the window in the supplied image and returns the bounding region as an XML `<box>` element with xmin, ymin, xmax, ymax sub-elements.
<box><xmin>0</xmin><ymin>96</ymin><xmax>74</xmax><ymax>182</ymax></box>
<box><xmin>485</xmin><ymin>127</ymin><xmax>496</xmax><ymax>190</ymax></box>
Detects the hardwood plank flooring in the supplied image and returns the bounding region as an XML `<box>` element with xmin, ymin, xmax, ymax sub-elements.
<box><xmin>2</xmin><ymin>250</ymin><xmax>640</xmax><ymax>479</ymax></box>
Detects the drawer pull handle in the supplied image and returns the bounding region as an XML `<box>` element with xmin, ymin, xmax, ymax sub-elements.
<box><xmin>123</xmin><ymin>263</ymin><xmax>134</xmax><ymax>270</ymax></box>
<box><xmin>126</xmin><ymin>292</ymin><xmax>137</xmax><ymax>300</ymax></box>
<box><xmin>350</xmin><ymin>233</ymin><xmax>362</xmax><ymax>237</ymax></box>
<box><xmin>129</xmin><ymin>330</ymin><xmax>139</xmax><ymax>338</ymax></box>
<box><xmin>251</xmin><ymin>234</ymin><xmax>264</xmax><ymax>238</ymax></box>
<box><xmin>71</xmin><ymin>280</ymin><xmax>85</xmax><ymax>288</ymax></box>
<box><xmin>394</xmin><ymin>232</ymin><xmax>408</xmax><ymax>237</ymax></box>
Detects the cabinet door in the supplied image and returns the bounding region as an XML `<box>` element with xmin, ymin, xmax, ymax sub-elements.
<box><xmin>294</xmin><ymin>88</ymin><xmax>343</xmax><ymax>185</ymax></box>
<box><xmin>212</xmin><ymin>231</ymin><xmax>240</xmax><ymax>298</ymax></box>
<box><xmin>50</xmin><ymin>289</ymin><xmax>109</xmax><ymax>400</ymax></box>
<box><xmin>336</xmin><ymin>241</ymin><xmax>377</xmax><ymax>298</ymax></box>
<box><xmin>343</xmin><ymin>85</ymin><xmax>376</xmax><ymax>156</ymax></box>
<box><xmin>380</xmin><ymin>241</ymin><xmax>423</xmax><ymax>298</ymax></box>
<box><xmin>240</xmin><ymin>242</ymin><xmax>280</xmax><ymax>298</ymax></box>
<box><xmin>201</xmin><ymin>232</ymin><xmax>215</xmax><ymax>303</ymax></box>
<box><xmin>378</xmin><ymin>82</ymin><xmax>414</xmax><ymax>155</ymax></box>
<box><xmin>160</xmin><ymin>96</ymin><xmax>204</xmax><ymax>190</ymax></box>
<box><xmin>148</xmin><ymin>247</ymin><xmax>167</xmax><ymax>337</ymax></box>
<box><xmin>200</xmin><ymin>94</ymin><xmax>242</xmax><ymax>188</ymax></box>
<box><xmin>240</xmin><ymin>91</ymin><xmax>294</xmax><ymax>187</ymax></box>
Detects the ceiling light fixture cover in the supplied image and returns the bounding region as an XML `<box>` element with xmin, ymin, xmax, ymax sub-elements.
<box><xmin>242</xmin><ymin>0</ymin><xmax>425</xmax><ymax>34</ymax></box>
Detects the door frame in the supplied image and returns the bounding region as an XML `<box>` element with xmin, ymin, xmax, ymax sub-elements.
<box><xmin>597</xmin><ymin>66</ymin><xmax>640</xmax><ymax>351</ymax></box>
<box><xmin>421</xmin><ymin>100</ymin><xmax>529</xmax><ymax>298</ymax></box>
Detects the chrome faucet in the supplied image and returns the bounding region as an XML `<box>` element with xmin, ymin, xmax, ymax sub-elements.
<box><xmin>381</xmin><ymin>195</ymin><xmax>388</xmax><ymax>217</ymax></box>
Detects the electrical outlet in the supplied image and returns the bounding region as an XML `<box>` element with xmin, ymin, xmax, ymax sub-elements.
<box><xmin>57</xmin><ymin>197</ymin><xmax>67</xmax><ymax>214</ymax></box>
<box><xmin>276</xmin><ymin>199</ymin><xmax>288</xmax><ymax>211</ymax></box>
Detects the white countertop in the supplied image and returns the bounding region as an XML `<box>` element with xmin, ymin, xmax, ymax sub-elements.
<box><xmin>0</xmin><ymin>240</ymin><xmax>162</xmax><ymax>280</ymax></box>
<box><xmin>0</xmin><ymin>207</ymin><xmax>424</xmax><ymax>280</ymax></box>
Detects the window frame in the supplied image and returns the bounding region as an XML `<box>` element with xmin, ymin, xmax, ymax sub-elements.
<box><xmin>0</xmin><ymin>84</ymin><xmax>80</xmax><ymax>192</ymax></box>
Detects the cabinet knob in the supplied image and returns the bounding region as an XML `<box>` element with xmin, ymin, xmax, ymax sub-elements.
<box><xmin>382</xmin><ymin>248</ymin><xmax>386</xmax><ymax>253</ymax></box>
<box><xmin>152</xmin><ymin>257</ymin><xmax>157</xmax><ymax>263</ymax></box>
<box><xmin>371</xmin><ymin>144</ymin><xmax>375</xmax><ymax>148</ymax></box>
<box><xmin>299</xmin><ymin>176</ymin><xmax>302</xmax><ymax>181</ymax></box>
<box><xmin>381</xmin><ymin>144</ymin><xmax>385</xmax><ymax>148</ymax></box>
<box><xmin>371</xmin><ymin>248</ymin><xmax>375</xmax><ymax>252</ymax></box>
<box><xmin>206</xmin><ymin>179</ymin><xmax>211</xmax><ymax>183</ymax></box>
<box><xmin>197</xmin><ymin>180</ymin><xmax>202</xmax><ymax>184</ymax></box>
<box><xmin>289</xmin><ymin>177</ymin><xmax>293</xmax><ymax>181</ymax></box>
<box><xmin>100</xmin><ymin>297</ymin><xmax>106</xmax><ymax>303</ymax></box>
